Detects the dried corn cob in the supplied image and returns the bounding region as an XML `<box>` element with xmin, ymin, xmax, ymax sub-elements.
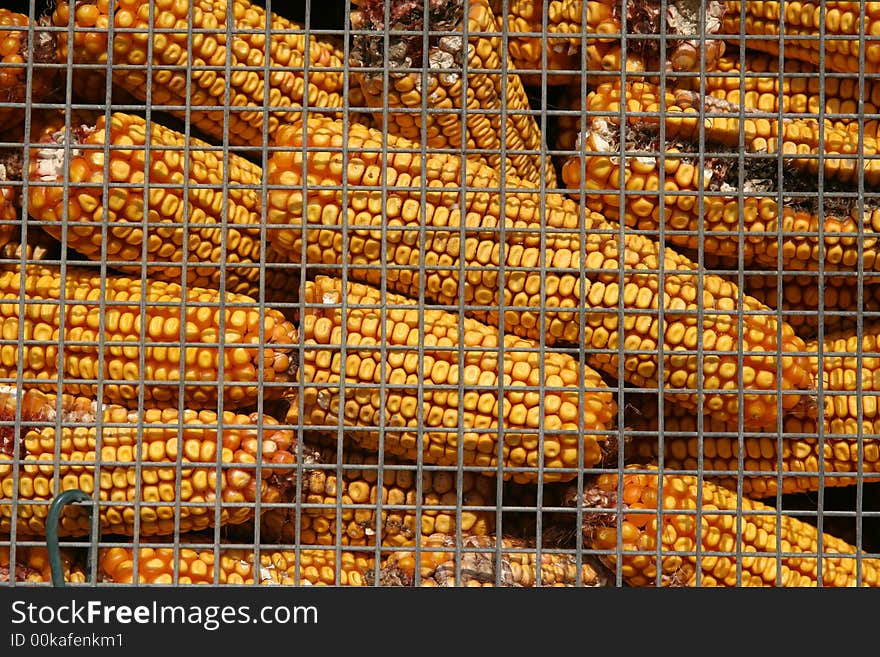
<box><xmin>0</xmin><ymin>388</ymin><xmax>297</xmax><ymax>537</ymax></box>
<box><xmin>576</xmin><ymin>466</ymin><xmax>880</xmax><ymax>586</ymax></box>
<box><xmin>246</xmin><ymin>437</ymin><xmax>496</xmax><ymax>547</ymax></box>
<box><xmin>629</xmin><ymin>316</ymin><xmax>880</xmax><ymax>463</ymax></box>
<box><xmin>284</xmin><ymin>276</ymin><xmax>615</xmax><ymax>484</ymax></box>
<box><xmin>0</xmin><ymin>263</ymin><xmax>298</xmax><ymax>409</ymax></box>
<box><xmin>569</xmin><ymin>79</ymin><xmax>880</xmax><ymax>189</ymax></box>
<box><xmin>490</xmin><ymin>0</ymin><xmax>649</xmax><ymax>83</ymax></box>
<box><xmin>679</xmin><ymin>52</ymin><xmax>880</xmax><ymax>141</ymax></box>
<box><xmin>722</xmin><ymin>2</ymin><xmax>880</xmax><ymax>75</ymax></box>
<box><xmin>0</xmin><ymin>541</ymin><xmax>86</xmax><ymax>583</ymax></box>
<box><xmin>562</xmin><ymin>80</ymin><xmax>880</xmax><ymax>272</ymax></box>
<box><xmin>742</xmin><ymin>274</ymin><xmax>880</xmax><ymax>339</ymax></box>
<box><xmin>265</xmin><ymin>117</ymin><xmax>813</xmax><ymax>430</ymax></box>
<box><xmin>50</xmin><ymin>0</ymin><xmax>347</xmax><ymax>148</ymax></box>
<box><xmin>374</xmin><ymin>532</ymin><xmax>607</xmax><ymax>586</ymax></box>
<box><xmin>27</xmin><ymin>110</ymin><xmax>297</xmax><ymax>300</ymax></box>
<box><xmin>489</xmin><ymin>0</ymin><xmax>580</xmax><ymax>84</ymax></box>
<box><xmin>98</xmin><ymin>545</ymin><xmax>369</xmax><ymax>585</ymax></box>
<box><xmin>625</xmin><ymin>318</ymin><xmax>880</xmax><ymax>493</ymax></box>
<box><xmin>623</xmin><ymin>392</ymin><xmax>880</xmax><ymax>496</ymax></box>
<box><xmin>0</xmin><ymin>10</ymin><xmax>57</xmax><ymax>133</ymax></box>
<box><xmin>549</xmin><ymin>0</ymin><xmax>727</xmax><ymax>76</ymax></box>
<box><xmin>567</xmin><ymin>133</ymin><xmax>880</xmax><ymax>272</ymax></box>
<box><xmin>349</xmin><ymin>0</ymin><xmax>556</xmax><ymax>187</ymax></box>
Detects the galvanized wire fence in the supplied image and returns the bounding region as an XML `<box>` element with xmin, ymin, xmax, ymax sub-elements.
<box><xmin>0</xmin><ymin>0</ymin><xmax>878</xmax><ymax>587</ymax></box>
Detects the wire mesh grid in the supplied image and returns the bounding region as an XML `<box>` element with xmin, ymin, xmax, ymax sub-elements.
<box><xmin>0</xmin><ymin>0</ymin><xmax>879</xmax><ymax>588</ymax></box>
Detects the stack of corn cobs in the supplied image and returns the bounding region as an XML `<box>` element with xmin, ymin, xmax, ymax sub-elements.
<box><xmin>0</xmin><ymin>0</ymin><xmax>878</xmax><ymax>588</ymax></box>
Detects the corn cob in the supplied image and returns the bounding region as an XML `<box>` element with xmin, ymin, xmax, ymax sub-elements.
<box><xmin>1</xmin><ymin>387</ymin><xmax>298</xmax><ymax>537</ymax></box>
<box><xmin>546</xmin><ymin>61</ymin><xmax>877</xmax><ymax>186</ymax></box>
<box><xmin>243</xmin><ymin>437</ymin><xmax>497</xmax><ymax>547</ymax></box>
<box><xmin>0</xmin><ymin>10</ymin><xmax>57</xmax><ymax>133</ymax></box>
<box><xmin>626</xmin><ymin>317</ymin><xmax>880</xmax><ymax>491</ymax></box>
<box><xmin>623</xmin><ymin>391</ymin><xmax>880</xmax><ymax>496</ymax></box>
<box><xmin>98</xmin><ymin>545</ymin><xmax>369</xmax><ymax>585</ymax></box>
<box><xmin>491</xmin><ymin>0</ymin><xmax>649</xmax><ymax>83</ymax></box>
<box><xmin>576</xmin><ymin>466</ymin><xmax>880</xmax><ymax>586</ymax></box>
<box><xmin>284</xmin><ymin>275</ymin><xmax>615</xmax><ymax>484</ymax></box>
<box><xmin>0</xmin><ymin>263</ymin><xmax>298</xmax><ymax>409</ymax></box>
<box><xmin>679</xmin><ymin>52</ymin><xmax>880</xmax><ymax>141</ymax></box>
<box><xmin>27</xmin><ymin>110</ymin><xmax>297</xmax><ymax>301</ymax></box>
<box><xmin>570</xmin><ymin>78</ymin><xmax>880</xmax><ymax>187</ymax></box>
<box><xmin>562</xmin><ymin>79</ymin><xmax>880</xmax><ymax>273</ymax></box>
<box><xmin>374</xmin><ymin>532</ymin><xmax>608</xmax><ymax>586</ymax></box>
<box><xmin>722</xmin><ymin>2</ymin><xmax>880</xmax><ymax>75</ymax></box>
<box><xmin>742</xmin><ymin>274</ymin><xmax>880</xmax><ymax>339</ymax></box>
<box><xmin>50</xmin><ymin>0</ymin><xmax>347</xmax><ymax>148</ymax></box>
<box><xmin>349</xmin><ymin>0</ymin><xmax>557</xmax><ymax>187</ymax></box>
<box><xmin>549</xmin><ymin>0</ymin><xmax>727</xmax><ymax>76</ymax></box>
<box><xmin>265</xmin><ymin>117</ymin><xmax>814</xmax><ymax>430</ymax></box>
<box><xmin>0</xmin><ymin>541</ymin><xmax>86</xmax><ymax>583</ymax></box>
<box><xmin>489</xmin><ymin>0</ymin><xmax>581</xmax><ymax>85</ymax></box>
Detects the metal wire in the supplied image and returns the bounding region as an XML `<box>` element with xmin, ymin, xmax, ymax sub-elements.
<box><xmin>0</xmin><ymin>0</ymin><xmax>879</xmax><ymax>588</ymax></box>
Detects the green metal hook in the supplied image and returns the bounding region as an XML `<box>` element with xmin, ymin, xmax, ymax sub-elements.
<box><xmin>45</xmin><ymin>489</ymin><xmax>92</xmax><ymax>587</ymax></box>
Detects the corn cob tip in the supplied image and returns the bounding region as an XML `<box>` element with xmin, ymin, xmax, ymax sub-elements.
<box><xmin>0</xmin><ymin>388</ymin><xmax>55</xmax><ymax>457</ymax></box>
